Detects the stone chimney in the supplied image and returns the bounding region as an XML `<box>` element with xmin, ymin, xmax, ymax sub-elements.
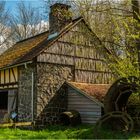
<box><xmin>49</xmin><ymin>3</ymin><xmax>72</xmax><ymax>34</ymax></box>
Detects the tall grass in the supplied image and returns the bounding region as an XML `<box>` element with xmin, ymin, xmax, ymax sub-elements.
<box><xmin>0</xmin><ymin>124</ymin><xmax>139</xmax><ymax>139</ymax></box>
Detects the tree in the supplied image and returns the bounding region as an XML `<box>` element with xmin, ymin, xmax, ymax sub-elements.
<box><xmin>131</xmin><ymin>0</ymin><xmax>140</xmax><ymax>67</ymax></box>
<box><xmin>11</xmin><ymin>1</ymin><xmax>48</xmax><ymax>42</ymax></box>
<box><xmin>43</xmin><ymin>0</ymin><xmax>140</xmax><ymax>79</ymax></box>
<box><xmin>0</xmin><ymin>1</ymin><xmax>13</xmax><ymax>53</ymax></box>
<box><xmin>71</xmin><ymin>0</ymin><xmax>140</xmax><ymax>78</ymax></box>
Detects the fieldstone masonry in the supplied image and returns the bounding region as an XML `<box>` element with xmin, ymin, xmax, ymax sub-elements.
<box><xmin>18</xmin><ymin>64</ymin><xmax>35</xmax><ymax>121</ymax></box>
<box><xmin>36</xmin><ymin>63</ymin><xmax>73</xmax><ymax>124</ymax></box>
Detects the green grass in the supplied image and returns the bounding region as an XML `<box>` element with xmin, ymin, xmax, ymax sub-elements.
<box><xmin>0</xmin><ymin>124</ymin><xmax>139</xmax><ymax>139</ymax></box>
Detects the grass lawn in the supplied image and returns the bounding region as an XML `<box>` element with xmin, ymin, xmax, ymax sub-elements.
<box><xmin>0</xmin><ymin>124</ymin><xmax>140</xmax><ymax>139</ymax></box>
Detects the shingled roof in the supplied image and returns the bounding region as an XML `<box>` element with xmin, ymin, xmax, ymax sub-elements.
<box><xmin>0</xmin><ymin>16</ymin><xmax>111</xmax><ymax>70</ymax></box>
<box><xmin>0</xmin><ymin>17</ymin><xmax>84</xmax><ymax>69</ymax></box>
<box><xmin>0</xmin><ymin>31</ymin><xmax>49</xmax><ymax>69</ymax></box>
<box><xmin>67</xmin><ymin>82</ymin><xmax>111</xmax><ymax>103</ymax></box>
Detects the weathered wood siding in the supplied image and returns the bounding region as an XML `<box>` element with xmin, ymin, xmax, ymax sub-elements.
<box><xmin>68</xmin><ymin>87</ymin><xmax>101</xmax><ymax>124</ymax></box>
<box><xmin>0</xmin><ymin>67</ymin><xmax>18</xmax><ymax>89</ymax></box>
<box><xmin>8</xmin><ymin>89</ymin><xmax>17</xmax><ymax>113</ymax></box>
<box><xmin>37</xmin><ymin>21</ymin><xmax>114</xmax><ymax>84</ymax></box>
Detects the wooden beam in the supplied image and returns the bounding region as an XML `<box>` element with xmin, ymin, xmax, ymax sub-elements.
<box><xmin>0</xmin><ymin>82</ymin><xmax>18</xmax><ymax>86</ymax></box>
<box><xmin>11</xmin><ymin>68</ymin><xmax>16</xmax><ymax>82</ymax></box>
<box><xmin>0</xmin><ymin>122</ymin><xmax>33</xmax><ymax>128</ymax></box>
<box><xmin>9</xmin><ymin>69</ymin><xmax>11</xmax><ymax>83</ymax></box>
<box><xmin>4</xmin><ymin>70</ymin><xmax>5</xmax><ymax>84</ymax></box>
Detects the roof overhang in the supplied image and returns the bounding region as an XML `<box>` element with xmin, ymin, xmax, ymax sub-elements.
<box><xmin>0</xmin><ymin>61</ymin><xmax>32</xmax><ymax>70</ymax></box>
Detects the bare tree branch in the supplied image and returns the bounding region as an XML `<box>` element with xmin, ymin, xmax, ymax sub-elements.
<box><xmin>11</xmin><ymin>1</ymin><xmax>48</xmax><ymax>42</ymax></box>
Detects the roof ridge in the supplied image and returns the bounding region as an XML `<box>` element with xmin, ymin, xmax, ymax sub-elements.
<box><xmin>17</xmin><ymin>16</ymin><xmax>83</xmax><ymax>44</ymax></box>
<box><xmin>15</xmin><ymin>17</ymin><xmax>83</xmax><ymax>46</ymax></box>
<box><xmin>11</xmin><ymin>16</ymin><xmax>83</xmax><ymax>65</ymax></box>
<box><xmin>0</xmin><ymin>16</ymin><xmax>97</xmax><ymax>69</ymax></box>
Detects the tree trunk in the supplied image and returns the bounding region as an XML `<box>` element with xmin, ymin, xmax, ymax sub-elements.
<box><xmin>131</xmin><ymin>0</ymin><xmax>140</xmax><ymax>67</ymax></box>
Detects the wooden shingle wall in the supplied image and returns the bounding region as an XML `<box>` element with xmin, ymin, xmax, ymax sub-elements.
<box><xmin>37</xmin><ymin>21</ymin><xmax>114</xmax><ymax>84</ymax></box>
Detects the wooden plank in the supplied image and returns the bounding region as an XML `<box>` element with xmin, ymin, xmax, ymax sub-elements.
<box><xmin>67</xmin><ymin>108</ymin><xmax>101</xmax><ymax>114</ymax></box>
<box><xmin>0</xmin><ymin>122</ymin><xmax>32</xmax><ymax>128</ymax></box>
<box><xmin>68</xmin><ymin>101</ymin><xmax>99</xmax><ymax>106</ymax></box>
<box><xmin>0</xmin><ymin>82</ymin><xmax>18</xmax><ymax>89</ymax></box>
<box><xmin>10</xmin><ymin>69</ymin><xmax>15</xmax><ymax>83</ymax></box>
<box><xmin>68</xmin><ymin>95</ymin><xmax>96</xmax><ymax>100</ymax></box>
<box><xmin>0</xmin><ymin>82</ymin><xmax>18</xmax><ymax>86</ymax></box>
<box><xmin>0</xmin><ymin>123</ymin><xmax>13</xmax><ymax>127</ymax></box>
<box><xmin>5</xmin><ymin>69</ymin><xmax>9</xmax><ymax>83</ymax></box>
<box><xmin>8</xmin><ymin>90</ymin><xmax>17</xmax><ymax>112</ymax></box>
<box><xmin>79</xmin><ymin>111</ymin><xmax>101</xmax><ymax>116</ymax></box>
<box><xmin>4</xmin><ymin>70</ymin><xmax>5</xmax><ymax>84</ymax></box>
<box><xmin>68</xmin><ymin>108</ymin><xmax>101</xmax><ymax>113</ymax></box>
<box><xmin>81</xmin><ymin>117</ymin><xmax>100</xmax><ymax>120</ymax></box>
<box><xmin>1</xmin><ymin>70</ymin><xmax>4</xmax><ymax>84</ymax></box>
<box><xmin>11</xmin><ymin>68</ymin><xmax>16</xmax><ymax>82</ymax></box>
<box><xmin>9</xmin><ymin>69</ymin><xmax>10</xmax><ymax>83</ymax></box>
<box><xmin>68</xmin><ymin>88</ymin><xmax>101</xmax><ymax>125</ymax></box>
<box><xmin>68</xmin><ymin>104</ymin><xmax>100</xmax><ymax>109</ymax></box>
<box><xmin>0</xmin><ymin>68</ymin><xmax>18</xmax><ymax>85</ymax></box>
<box><xmin>68</xmin><ymin>93</ymin><xmax>96</xmax><ymax>100</ymax></box>
<box><xmin>15</xmin><ymin>122</ymin><xmax>32</xmax><ymax>127</ymax></box>
<box><xmin>68</xmin><ymin>97</ymin><xmax>95</xmax><ymax>102</ymax></box>
<box><xmin>82</xmin><ymin>120</ymin><xmax>97</xmax><ymax>124</ymax></box>
<box><xmin>68</xmin><ymin>97</ymin><xmax>97</xmax><ymax>102</ymax></box>
<box><xmin>82</xmin><ymin>118</ymin><xmax>99</xmax><ymax>122</ymax></box>
<box><xmin>68</xmin><ymin>104</ymin><xmax>98</xmax><ymax>108</ymax></box>
<box><xmin>82</xmin><ymin>115</ymin><xmax>100</xmax><ymax>118</ymax></box>
<box><xmin>81</xmin><ymin>118</ymin><xmax>99</xmax><ymax>122</ymax></box>
<box><xmin>81</xmin><ymin>114</ymin><xmax>101</xmax><ymax>118</ymax></box>
<box><xmin>14</xmin><ymin>67</ymin><xmax>18</xmax><ymax>82</ymax></box>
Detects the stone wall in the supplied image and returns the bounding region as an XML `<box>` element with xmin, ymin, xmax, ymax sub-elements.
<box><xmin>18</xmin><ymin>64</ymin><xmax>36</xmax><ymax>122</ymax></box>
<box><xmin>36</xmin><ymin>63</ymin><xmax>73</xmax><ymax>124</ymax></box>
<box><xmin>49</xmin><ymin>3</ymin><xmax>72</xmax><ymax>34</ymax></box>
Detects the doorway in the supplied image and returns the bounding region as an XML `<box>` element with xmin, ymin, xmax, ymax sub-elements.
<box><xmin>0</xmin><ymin>91</ymin><xmax>8</xmax><ymax>110</ymax></box>
<box><xmin>0</xmin><ymin>91</ymin><xmax>8</xmax><ymax>121</ymax></box>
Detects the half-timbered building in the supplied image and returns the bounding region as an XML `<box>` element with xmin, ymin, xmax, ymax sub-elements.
<box><xmin>0</xmin><ymin>3</ymin><xmax>114</xmax><ymax>124</ymax></box>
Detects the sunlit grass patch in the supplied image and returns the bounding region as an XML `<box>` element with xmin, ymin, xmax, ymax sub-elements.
<box><xmin>0</xmin><ymin>124</ymin><xmax>139</xmax><ymax>139</ymax></box>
